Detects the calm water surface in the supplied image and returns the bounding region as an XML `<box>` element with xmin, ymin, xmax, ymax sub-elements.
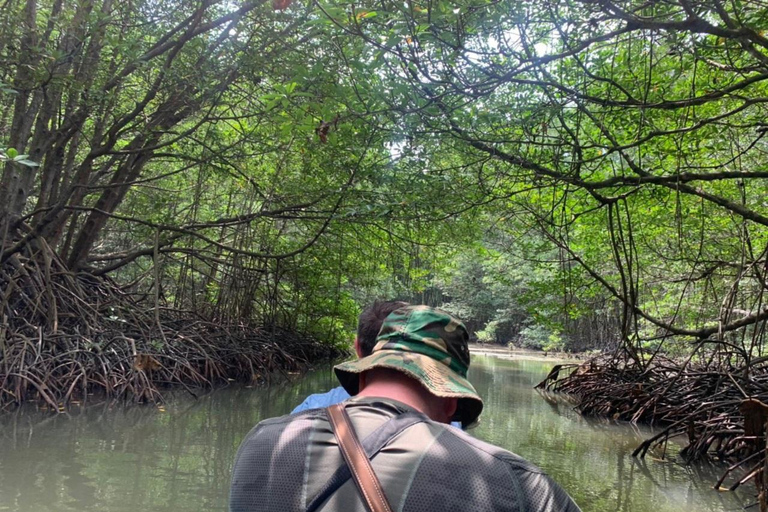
<box><xmin>0</xmin><ymin>355</ymin><xmax>751</xmax><ymax>511</ymax></box>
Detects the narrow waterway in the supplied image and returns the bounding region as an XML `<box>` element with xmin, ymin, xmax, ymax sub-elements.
<box><xmin>0</xmin><ymin>355</ymin><xmax>750</xmax><ymax>511</ymax></box>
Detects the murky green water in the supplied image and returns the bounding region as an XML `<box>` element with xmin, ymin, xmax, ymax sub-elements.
<box><xmin>0</xmin><ymin>355</ymin><xmax>750</xmax><ymax>511</ymax></box>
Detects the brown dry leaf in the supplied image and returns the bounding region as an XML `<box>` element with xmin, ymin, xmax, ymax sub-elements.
<box><xmin>316</xmin><ymin>120</ymin><xmax>331</xmax><ymax>143</ymax></box>
<box><xmin>134</xmin><ymin>353</ymin><xmax>161</xmax><ymax>371</ymax></box>
<box><xmin>739</xmin><ymin>398</ymin><xmax>768</xmax><ymax>438</ymax></box>
<box><xmin>272</xmin><ymin>0</ymin><xmax>292</xmax><ymax>11</ymax></box>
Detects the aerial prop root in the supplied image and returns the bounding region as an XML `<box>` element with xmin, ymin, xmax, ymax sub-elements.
<box><xmin>538</xmin><ymin>350</ymin><xmax>768</xmax><ymax>494</ymax></box>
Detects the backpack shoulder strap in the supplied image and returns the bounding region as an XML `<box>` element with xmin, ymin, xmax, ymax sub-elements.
<box><xmin>306</xmin><ymin>407</ymin><xmax>427</xmax><ymax>512</ymax></box>
<box><xmin>326</xmin><ymin>403</ymin><xmax>393</xmax><ymax>512</ymax></box>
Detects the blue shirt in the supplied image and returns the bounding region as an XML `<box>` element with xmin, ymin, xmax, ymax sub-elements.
<box><xmin>291</xmin><ymin>385</ymin><xmax>463</xmax><ymax>429</ymax></box>
<box><xmin>291</xmin><ymin>386</ymin><xmax>350</xmax><ymax>414</ymax></box>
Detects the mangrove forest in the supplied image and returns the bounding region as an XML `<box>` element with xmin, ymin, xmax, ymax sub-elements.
<box><xmin>2</xmin><ymin>0</ymin><xmax>768</xmax><ymax>507</ymax></box>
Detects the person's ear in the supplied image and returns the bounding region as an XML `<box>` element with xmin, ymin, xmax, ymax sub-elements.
<box><xmin>444</xmin><ymin>397</ymin><xmax>458</xmax><ymax>423</ymax></box>
<box><xmin>358</xmin><ymin>372</ymin><xmax>366</xmax><ymax>392</ymax></box>
<box><xmin>354</xmin><ymin>336</ymin><xmax>364</xmax><ymax>358</ymax></box>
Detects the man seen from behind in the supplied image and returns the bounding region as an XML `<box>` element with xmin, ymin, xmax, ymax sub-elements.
<box><xmin>230</xmin><ymin>304</ymin><xmax>581</xmax><ymax>511</ymax></box>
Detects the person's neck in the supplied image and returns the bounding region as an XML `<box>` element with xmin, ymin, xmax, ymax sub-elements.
<box><xmin>357</xmin><ymin>377</ymin><xmax>440</xmax><ymax>420</ymax></box>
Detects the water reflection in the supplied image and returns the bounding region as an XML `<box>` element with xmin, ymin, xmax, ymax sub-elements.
<box><xmin>0</xmin><ymin>370</ymin><xmax>337</xmax><ymax>512</ymax></box>
<box><xmin>0</xmin><ymin>355</ymin><xmax>751</xmax><ymax>511</ymax></box>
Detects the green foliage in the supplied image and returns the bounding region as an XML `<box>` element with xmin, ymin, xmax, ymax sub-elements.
<box><xmin>0</xmin><ymin>147</ymin><xmax>38</xmax><ymax>167</ymax></box>
<box><xmin>476</xmin><ymin>320</ymin><xmax>500</xmax><ymax>344</ymax></box>
<box><xmin>517</xmin><ymin>325</ymin><xmax>563</xmax><ymax>352</ymax></box>
<box><xmin>0</xmin><ymin>82</ymin><xmax>16</xmax><ymax>100</ymax></box>
<box><xmin>2</xmin><ymin>0</ymin><xmax>767</xmax><ymax>361</ymax></box>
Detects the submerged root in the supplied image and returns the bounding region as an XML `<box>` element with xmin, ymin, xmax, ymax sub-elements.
<box><xmin>539</xmin><ymin>352</ymin><xmax>768</xmax><ymax>494</ymax></box>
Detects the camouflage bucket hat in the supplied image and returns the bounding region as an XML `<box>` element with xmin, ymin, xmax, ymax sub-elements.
<box><xmin>335</xmin><ymin>305</ymin><xmax>484</xmax><ymax>428</ymax></box>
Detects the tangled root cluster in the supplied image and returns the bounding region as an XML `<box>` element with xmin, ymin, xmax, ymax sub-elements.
<box><xmin>539</xmin><ymin>353</ymin><xmax>768</xmax><ymax>493</ymax></box>
<box><xmin>0</xmin><ymin>242</ymin><xmax>344</xmax><ymax>411</ymax></box>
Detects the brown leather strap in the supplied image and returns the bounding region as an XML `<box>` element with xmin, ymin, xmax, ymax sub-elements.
<box><xmin>326</xmin><ymin>403</ymin><xmax>394</xmax><ymax>512</ymax></box>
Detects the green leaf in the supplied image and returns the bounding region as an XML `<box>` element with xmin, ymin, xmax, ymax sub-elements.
<box><xmin>6</xmin><ymin>148</ymin><xmax>18</xmax><ymax>159</ymax></box>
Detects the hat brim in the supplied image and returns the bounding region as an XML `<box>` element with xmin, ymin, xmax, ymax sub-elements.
<box><xmin>334</xmin><ymin>349</ymin><xmax>483</xmax><ymax>429</ymax></box>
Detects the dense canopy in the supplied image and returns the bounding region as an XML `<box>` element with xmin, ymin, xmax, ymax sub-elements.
<box><xmin>0</xmin><ymin>0</ymin><xmax>767</xmax><ymax>401</ymax></box>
